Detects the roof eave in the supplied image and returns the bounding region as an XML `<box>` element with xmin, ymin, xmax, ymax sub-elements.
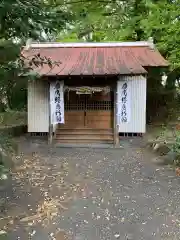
<box><xmin>144</xmin><ymin>63</ymin><xmax>169</xmax><ymax>68</ymax></box>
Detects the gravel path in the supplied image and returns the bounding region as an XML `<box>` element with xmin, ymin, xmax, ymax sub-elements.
<box><xmin>1</xmin><ymin>138</ymin><xmax>180</xmax><ymax>240</ymax></box>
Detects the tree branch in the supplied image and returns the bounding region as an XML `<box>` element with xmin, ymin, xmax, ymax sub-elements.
<box><xmin>59</xmin><ymin>0</ymin><xmax>120</xmax><ymax>6</ymax></box>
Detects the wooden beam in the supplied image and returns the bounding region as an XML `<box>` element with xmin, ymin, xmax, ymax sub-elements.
<box><xmin>113</xmin><ymin>83</ymin><xmax>120</xmax><ymax>147</ymax></box>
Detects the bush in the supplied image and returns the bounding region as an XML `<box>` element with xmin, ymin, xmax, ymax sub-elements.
<box><xmin>0</xmin><ymin>133</ymin><xmax>17</xmax><ymax>182</ymax></box>
<box><xmin>0</xmin><ymin>111</ymin><xmax>27</xmax><ymax>126</ymax></box>
<box><xmin>170</xmin><ymin>131</ymin><xmax>180</xmax><ymax>166</ymax></box>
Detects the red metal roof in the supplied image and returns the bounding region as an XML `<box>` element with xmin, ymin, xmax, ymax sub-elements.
<box><xmin>23</xmin><ymin>46</ymin><xmax>168</xmax><ymax>76</ymax></box>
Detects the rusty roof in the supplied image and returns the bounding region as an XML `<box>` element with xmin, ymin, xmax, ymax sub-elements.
<box><xmin>23</xmin><ymin>44</ymin><xmax>168</xmax><ymax>76</ymax></box>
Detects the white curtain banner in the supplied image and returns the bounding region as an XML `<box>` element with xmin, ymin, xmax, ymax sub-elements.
<box><xmin>117</xmin><ymin>80</ymin><xmax>131</xmax><ymax>124</ymax></box>
<box><xmin>50</xmin><ymin>81</ymin><xmax>64</xmax><ymax>124</ymax></box>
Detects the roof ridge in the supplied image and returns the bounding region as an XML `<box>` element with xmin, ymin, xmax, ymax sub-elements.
<box><xmin>24</xmin><ymin>40</ymin><xmax>155</xmax><ymax>50</ymax></box>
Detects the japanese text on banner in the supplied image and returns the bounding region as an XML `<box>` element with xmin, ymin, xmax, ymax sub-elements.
<box><xmin>117</xmin><ymin>81</ymin><xmax>131</xmax><ymax>124</ymax></box>
<box><xmin>50</xmin><ymin>81</ymin><xmax>64</xmax><ymax>124</ymax></box>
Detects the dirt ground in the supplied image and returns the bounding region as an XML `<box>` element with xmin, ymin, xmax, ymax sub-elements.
<box><xmin>0</xmin><ymin>136</ymin><xmax>180</xmax><ymax>240</ymax></box>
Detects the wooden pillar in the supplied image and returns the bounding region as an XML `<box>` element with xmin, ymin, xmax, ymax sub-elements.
<box><xmin>114</xmin><ymin>82</ymin><xmax>120</xmax><ymax>147</ymax></box>
<box><xmin>48</xmin><ymin>82</ymin><xmax>53</xmax><ymax>144</ymax></box>
<box><xmin>48</xmin><ymin>124</ymin><xmax>53</xmax><ymax>144</ymax></box>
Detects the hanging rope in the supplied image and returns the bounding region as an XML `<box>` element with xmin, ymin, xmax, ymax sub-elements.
<box><xmin>64</xmin><ymin>86</ymin><xmax>111</xmax><ymax>95</ymax></box>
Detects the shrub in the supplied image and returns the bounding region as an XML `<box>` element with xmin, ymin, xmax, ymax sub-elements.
<box><xmin>170</xmin><ymin>131</ymin><xmax>180</xmax><ymax>166</ymax></box>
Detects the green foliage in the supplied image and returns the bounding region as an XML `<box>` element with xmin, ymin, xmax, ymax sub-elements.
<box><xmin>0</xmin><ymin>111</ymin><xmax>26</xmax><ymax>126</ymax></box>
<box><xmin>0</xmin><ymin>132</ymin><xmax>17</xmax><ymax>154</ymax></box>
<box><xmin>0</xmin><ymin>133</ymin><xmax>17</xmax><ymax>180</ymax></box>
<box><xmin>0</xmin><ymin>231</ymin><xmax>8</xmax><ymax>240</ymax></box>
<box><xmin>8</xmin><ymin>80</ymin><xmax>27</xmax><ymax>110</ymax></box>
<box><xmin>141</xmin><ymin>1</ymin><xmax>180</xmax><ymax>69</ymax></box>
<box><xmin>170</xmin><ymin>131</ymin><xmax>180</xmax><ymax>166</ymax></box>
<box><xmin>0</xmin><ymin>164</ymin><xmax>8</xmax><ymax>181</ymax></box>
<box><xmin>0</xmin><ymin>0</ymin><xmax>72</xmax><ymax>110</ymax></box>
<box><xmin>0</xmin><ymin>0</ymin><xmax>69</xmax><ymax>40</ymax></box>
<box><xmin>58</xmin><ymin>0</ymin><xmax>180</xmax><ymax>89</ymax></box>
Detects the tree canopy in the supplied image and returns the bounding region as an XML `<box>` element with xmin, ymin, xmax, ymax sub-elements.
<box><xmin>0</xmin><ymin>0</ymin><xmax>179</xmax><ymax>108</ymax></box>
<box><xmin>58</xmin><ymin>0</ymin><xmax>180</xmax><ymax>88</ymax></box>
<box><xmin>0</xmin><ymin>0</ymin><xmax>72</xmax><ymax>109</ymax></box>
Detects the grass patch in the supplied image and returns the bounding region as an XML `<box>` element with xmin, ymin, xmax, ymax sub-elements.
<box><xmin>0</xmin><ymin>132</ymin><xmax>17</xmax><ymax>171</ymax></box>
<box><xmin>0</xmin><ymin>231</ymin><xmax>8</xmax><ymax>240</ymax></box>
<box><xmin>146</xmin><ymin>124</ymin><xmax>176</xmax><ymax>143</ymax></box>
<box><xmin>146</xmin><ymin>124</ymin><xmax>180</xmax><ymax>169</ymax></box>
<box><xmin>0</xmin><ymin>111</ymin><xmax>27</xmax><ymax>127</ymax></box>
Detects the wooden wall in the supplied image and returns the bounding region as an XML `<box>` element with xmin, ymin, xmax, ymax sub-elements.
<box><xmin>28</xmin><ymin>80</ymin><xmax>49</xmax><ymax>132</ymax></box>
<box><xmin>117</xmin><ymin>75</ymin><xmax>147</xmax><ymax>133</ymax></box>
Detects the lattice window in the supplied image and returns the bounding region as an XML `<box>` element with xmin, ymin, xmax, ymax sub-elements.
<box><xmin>86</xmin><ymin>101</ymin><xmax>113</xmax><ymax>110</ymax></box>
<box><xmin>65</xmin><ymin>100</ymin><xmax>113</xmax><ymax>111</ymax></box>
<box><xmin>65</xmin><ymin>101</ymin><xmax>85</xmax><ymax>111</ymax></box>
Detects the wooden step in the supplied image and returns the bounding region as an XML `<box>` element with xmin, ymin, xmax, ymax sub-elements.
<box><xmin>55</xmin><ymin>128</ymin><xmax>114</xmax><ymax>144</ymax></box>
<box><xmin>55</xmin><ymin>135</ymin><xmax>113</xmax><ymax>140</ymax></box>
<box><xmin>55</xmin><ymin>139</ymin><xmax>114</xmax><ymax>144</ymax></box>
<box><xmin>55</xmin><ymin>133</ymin><xmax>113</xmax><ymax>139</ymax></box>
<box><xmin>56</xmin><ymin>128</ymin><xmax>113</xmax><ymax>134</ymax></box>
<box><xmin>56</xmin><ymin>131</ymin><xmax>113</xmax><ymax>136</ymax></box>
<box><xmin>56</xmin><ymin>127</ymin><xmax>113</xmax><ymax>130</ymax></box>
